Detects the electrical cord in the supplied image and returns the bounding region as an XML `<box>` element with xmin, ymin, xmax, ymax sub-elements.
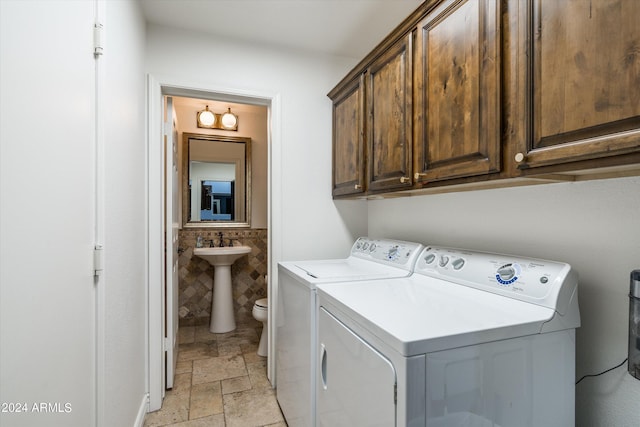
<box><xmin>575</xmin><ymin>358</ymin><xmax>628</xmax><ymax>385</ymax></box>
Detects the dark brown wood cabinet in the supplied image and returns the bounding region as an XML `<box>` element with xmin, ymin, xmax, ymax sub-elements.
<box><xmin>414</xmin><ymin>0</ymin><xmax>501</xmax><ymax>183</ymax></box>
<box><xmin>329</xmin><ymin>0</ymin><xmax>640</xmax><ymax>199</ymax></box>
<box><xmin>331</xmin><ymin>75</ymin><xmax>365</xmax><ymax>197</ymax></box>
<box><xmin>367</xmin><ymin>33</ymin><xmax>413</xmax><ymax>192</ymax></box>
<box><xmin>511</xmin><ymin>0</ymin><xmax>640</xmax><ymax>173</ymax></box>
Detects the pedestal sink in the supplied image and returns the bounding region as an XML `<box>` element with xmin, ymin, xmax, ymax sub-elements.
<box><xmin>194</xmin><ymin>245</ymin><xmax>252</xmax><ymax>333</ymax></box>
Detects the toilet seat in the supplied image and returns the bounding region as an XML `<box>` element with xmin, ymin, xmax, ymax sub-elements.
<box><xmin>254</xmin><ymin>298</ymin><xmax>268</xmax><ymax>309</ymax></box>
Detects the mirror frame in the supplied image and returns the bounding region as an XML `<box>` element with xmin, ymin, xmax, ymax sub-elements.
<box><xmin>182</xmin><ymin>133</ymin><xmax>251</xmax><ymax>229</ymax></box>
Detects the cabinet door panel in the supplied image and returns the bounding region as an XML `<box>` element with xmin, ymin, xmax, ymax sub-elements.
<box><xmin>415</xmin><ymin>0</ymin><xmax>501</xmax><ymax>182</ymax></box>
<box><xmin>332</xmin><ymin>75</ymin><xmax>365</xmax><ymax>197</ymax></box>
<box><xmin>367</xmin><ymin>33</ymin><xmax>413</xmax><ymax>192</ymax></box>
<box><xmin>522</xmin><ymin>0</ymin><xmax>640</xmax><ymax>168</ymax></box>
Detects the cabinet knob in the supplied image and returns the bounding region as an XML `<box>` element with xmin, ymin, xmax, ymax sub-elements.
<box><xmin>414</xmin><ymin>172</ymin><xmax>428</xmax><ymax>181</ymax></box>
<box><xmin>514</xmin><ymin>152</ymin><xmax>526</xmax><ymax>163</ymax></box>
<box><xmin>354</xmin><ymin>184</ymin><xmax>362</xmax><ymax>190</ymax></box>
<box><xmin>400</xmin><ymin>176</ymin><xmax>411</xmax><ymax>184</ymax></box>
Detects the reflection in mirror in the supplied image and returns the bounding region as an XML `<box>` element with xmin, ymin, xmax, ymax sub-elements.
<box><xmin>183</xmin><ymin>133</ymin><xmax>251</xmax><ymax>228</ymax></box>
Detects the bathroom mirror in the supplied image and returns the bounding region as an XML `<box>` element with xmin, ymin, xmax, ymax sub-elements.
<box><xmin>183</xmin><ymin>133</ymin><xmax>251</xmax><ymax>228</ymax></box>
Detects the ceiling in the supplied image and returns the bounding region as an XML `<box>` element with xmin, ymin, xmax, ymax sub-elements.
<box><xmin>140</xmin><ymin>0</ymin><xmax>424</xmax><ymax>58</ymax></box>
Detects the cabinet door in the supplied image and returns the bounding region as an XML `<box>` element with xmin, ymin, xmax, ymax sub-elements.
<box><xmin>332</xmin><ymin>75</ymin><xmax>366</xmax><ymax>197</ymax></box>
<box><xmin>367</xmin><ymin>33</ymin><xmax>413</xmax><ymax>192</ymax></box>
<box><xmin>414</xmin><ymin>0</ymin><xmax>501</xmax><ymax>183</ymax></box>
<box><xmin>517</xmin><ymin>0</ymin><xmax>640</xmax><ymax>170</ymax></box>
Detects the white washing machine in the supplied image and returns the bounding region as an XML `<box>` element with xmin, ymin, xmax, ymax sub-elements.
<box><xmin>276</xmin><ymin>237</ymin><xmax>424</xmax><ymax>427</ymax></box>
<box><xmin>316</xmin><ymin>245</ymin><xmax>581</xmax><ymax>427</ymax></box>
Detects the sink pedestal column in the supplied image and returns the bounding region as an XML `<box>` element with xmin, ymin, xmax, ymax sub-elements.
<box><xmin>210</xmin><ymin>264</ymin><xmax>236</xmax><ymax>333</ymax></box>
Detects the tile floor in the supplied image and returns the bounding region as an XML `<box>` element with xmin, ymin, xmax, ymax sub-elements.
<box><xmin>143</xmin><ymin>318</ymin><xmax>286</xmax><ymax>427</ymax></box>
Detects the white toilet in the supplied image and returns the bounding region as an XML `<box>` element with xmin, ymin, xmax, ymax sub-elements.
<box><xmin>252</xmin><ymin>298</ymin><xmax>268</xmax><ymax>357</ymax></box>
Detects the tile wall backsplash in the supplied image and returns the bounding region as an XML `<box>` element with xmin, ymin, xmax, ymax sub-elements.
<box><xmin>178</xmin><ymin>229</ymin><xmax>268</xmax><ymax>326</ymax></box>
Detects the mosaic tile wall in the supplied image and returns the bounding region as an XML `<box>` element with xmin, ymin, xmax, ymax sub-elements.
<box><xmin>178</xmin><ymin>228</ymin><xmax>268</xmax><ymax>326</ymax></box>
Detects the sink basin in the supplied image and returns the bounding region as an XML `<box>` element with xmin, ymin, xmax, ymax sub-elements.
<box><xmin>193</xmin><ymin>245</ymin><xmax>252</xmax><ymax>333</ymax></box>
<box><xmin>194</xmin><ymin>245</ymin><xmax>251</xmax><ymax>266</ymax></box>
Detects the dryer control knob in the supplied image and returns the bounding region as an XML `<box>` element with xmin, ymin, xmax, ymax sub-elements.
<box><xmin>451</xmin><ymin>258</ymin><xmax>465</xmax><ymax>270</ymax></box>
<box><xmin>439</xmin><ymin>255</ymin><xmax>449</xmax><ymax>267</ymax></box>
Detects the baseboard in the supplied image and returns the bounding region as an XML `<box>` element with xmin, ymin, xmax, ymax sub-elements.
<box><xmin>133</xmin><ymin>393</ymin><xmax>149</xmax><ymax>427</ymax></box>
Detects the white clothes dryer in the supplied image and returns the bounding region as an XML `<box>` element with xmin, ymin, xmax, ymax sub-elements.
<box><xmin>316</xmin><ymin>245</ymin><xmax>581</xmax><ymax>427</ymax></box>
<box><xmin>276</xmin><ymin>237</ymin><xmax>423</xmax><ymax>427</ymax></box>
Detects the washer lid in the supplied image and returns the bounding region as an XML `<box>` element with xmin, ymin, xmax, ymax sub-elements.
<box><xmin>317</xmin><ymin>276</ymin><xmax>558</xmax><ymax>357</ymax></box>
<box><xmin>286</xmin><ymin>257</ymin><xmax>413</xmax><ymax>283</ymax></box>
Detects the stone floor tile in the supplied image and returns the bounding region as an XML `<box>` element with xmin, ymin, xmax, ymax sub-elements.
<box><xmin>194</xmin><ymin>325</ymin><xmax>217</xmax><ymax>343</ymax></box>
<box><xmin>218</xmin><ymin>342</ymin><xmax>243</xmax><ymax>357</ymax></box>
<box><xmin>223</xmin><ymin>388</ymin><xmax>284</xmax><ymax>427</ymax></box>
<box><xmin>192</xmin><ymin>354</ymin><xmax>247</xmax><ymax>385</ymax></box>
<box><xmin>189</xmin><ymin>381</ymin><xmax>223</xmax><ymax>419</ymax></box>
<box><xmin>167</xmin><ymin>372</ymin><xmax>192</xmax><ymax>396</ymax></box>
<box><xmin>246</xmin><ymin>360</ymin><xmax>270</xmax><ymax>390</ymax></box>
<box><xmin>177</xmin><ymin>341</ymin><xmax>218</xmax><ymax>362</ymax></box>
<box><xmin>146</xmin><ymin>317</ymin><xmax>284</xmax><ymax>427</ymax></box>
<box><xmin>143</xmin><ymin>392</ymin><xmax>190</xmax><ymax>427</ymax></box>
<box><xmin>178</xmin><ymin>326</ymin><xmax>195</xmax><ymax>344</ymax></box>
<box><xmin>215</xmin><ymin>327</ymin><xmax>259</xmax><ymax>347</ymax></box>
<box><xmin>171</xmin><ymin>413</ymin><xmax>225</xmax><ymax>427</ymax></box>
<box><xmin>221</xmin><ymin>375</ymin><xmax>252</xmax><ymax>395</ymax></box>
<box><xmin>175</xmin><ymin>360</ymin><xmax>193</xmax><ymax>375</ymax></box>
<box><xmin>242</xmin><ymin>346</ymin><xmax>265</xmax><ymax>364</ymax></box>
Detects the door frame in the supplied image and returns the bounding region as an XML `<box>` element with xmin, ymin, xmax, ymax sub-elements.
<box><xmin>146</xmin><ymin>74</ymin><xmax>280</xmax><ymax>411</ymax></box>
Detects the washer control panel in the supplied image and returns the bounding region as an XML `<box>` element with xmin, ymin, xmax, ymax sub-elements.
<box><xmin>351</xmin><ymin>237</ymin><xmax>423</xmax><ymax>268</ymax></box>
<box><xmin>415</xmin><ymin>246</ymin><xmax>576</xmax><ymax>310</ymax></box>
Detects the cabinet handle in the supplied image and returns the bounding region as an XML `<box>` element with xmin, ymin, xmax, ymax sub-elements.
<box><xmin>400</xmin><ymin>176</ymin><xmax>411</xmax><ymax>184</ymax></box>
<box><xmin>414</xmin><ymin>172</ymin><xmax>428</xmax><ymax>181</ymax></box>
<box><xmin>354</xmin><ymin>184</ymin><xmax>362</xmax><ymax>190</ymax></box>
<box><xmin>515</xmin><ymin>152</ymin><xmax>526</xmax><ymax>163</ymax></box>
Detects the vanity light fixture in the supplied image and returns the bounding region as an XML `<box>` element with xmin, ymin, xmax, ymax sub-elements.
<box><xmin>197</xmin><ymin>105</ymin><xmax>216</xmax><ymax>128</ymax></box>
<box><xmin>220</xmin><ymin>108</ymin><xmax>238</xmax><ymax>130</ymax></box>
<box><xmin>197</xmin><ymin>106</ymin><xmax>238</xmax><ymax>131</ymax></box>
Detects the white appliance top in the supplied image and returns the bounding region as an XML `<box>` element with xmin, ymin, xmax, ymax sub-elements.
<box><xmin>317</xmin><ymin>246</ymin><xmax>580</xmax><ymax>356</ymax></box>
<box><xmin>279</xmin><ymin>237</ymin><xmax>423</xmax><ymax>285</ymax></box>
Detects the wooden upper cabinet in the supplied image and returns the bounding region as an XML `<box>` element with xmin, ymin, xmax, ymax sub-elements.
<box><xmin>414</xmin><ymin>0</ymin><xmax>501</xmax><ymax>183</ymax></box>
<box><xmin>367</xmin><ymin>33</ymin><xmax>413</xmax><ymax>192</ymax></box>
<box><xmin>331</xmin><ymin>74</ymin><xmax>366</xmax><ymax>197</ymax></box>
<box><xmin>516</xmin><ymin>0</ymin><xmax>640</xmax><ymax>170</ymax></box>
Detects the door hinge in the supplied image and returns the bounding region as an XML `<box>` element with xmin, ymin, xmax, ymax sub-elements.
<box><xmin>93</xmin><ymin>23</ymin><xmax>104</xmax><ymax>58</ymax></box>
<box><xmin>394</xmin><ymin>383</ymin><xmax>397</xmax><ymax>404</ymax></box>
<box><xmin>163</xmin><ymin>337</ymin><xmax>170</xmax><ymax>352</ymax></box>
<box><xmin>93</xmin><ymin>244</ymin><xmax>104</xmax><ymax>276</ymax></box>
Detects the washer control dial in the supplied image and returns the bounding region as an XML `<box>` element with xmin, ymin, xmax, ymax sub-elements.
<box><xmin>496</xmin><ymin>263</ymin><xmax>520</xmax><ymax>285</ymax></box>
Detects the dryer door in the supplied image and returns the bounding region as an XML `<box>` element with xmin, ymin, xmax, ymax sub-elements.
<box><xmin>317</xmin><ymin>307</ymin><xmax>397</xmax><ymax>427</ymax></box>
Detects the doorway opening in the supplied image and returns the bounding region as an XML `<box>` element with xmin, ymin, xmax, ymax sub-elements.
<box><xmin>147</xmin><ymin>77</ymin><xmax>278</xmax><ymax>412</ymax></box>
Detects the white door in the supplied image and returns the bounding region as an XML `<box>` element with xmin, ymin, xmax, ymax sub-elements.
<box><xmin>0</xmin><ymin>1</ymin><xmax>96</xmax><ymax>426</ymax></box>
<box><xmin>164</xmin><ymin>96</ymin><xmax>180</xmax><ymax>389</ymax></box>
<box><xmin>317</xmin><ymin>307</ymin><xmax>397</xmax><ymax>427</ymax></box>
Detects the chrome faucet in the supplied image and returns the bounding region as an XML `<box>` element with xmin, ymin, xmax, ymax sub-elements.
<box><xmin>218</xmin><ymin>232</ymin><xmax>224</xmax><ymax>247</ymax></box>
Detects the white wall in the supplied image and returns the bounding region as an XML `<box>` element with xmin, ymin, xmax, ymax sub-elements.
<box><xmin>367</xmin><ymin>176</ymin><xmax>640</xmax><ymax>426</ymax></box>
<box><xmin>145</xmin><ymin>24</ymin><xmax>368</xmax><ymax>262</ymax></box>
<box><xmin>102</xmin><ymin>1</ymin><xmax>148</xmax><ymax>426</ymax></box>
<box><xmin>0</xmin><ymin>1</ymin><xmax>148</xmax><ymax>426</ymax></box>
